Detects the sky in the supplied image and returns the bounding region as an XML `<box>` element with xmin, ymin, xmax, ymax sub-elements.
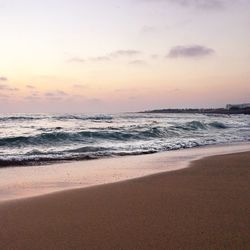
<box><xmin>0</xmin><ymin>0</ymin><xmax>249</xmax><ymax>113</ymax></box>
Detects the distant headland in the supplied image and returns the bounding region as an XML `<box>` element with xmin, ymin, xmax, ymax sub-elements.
<box><xmin>141</xmin><ymin>103</ymin><xmax>250</xmax><ymax>115</ymax></box>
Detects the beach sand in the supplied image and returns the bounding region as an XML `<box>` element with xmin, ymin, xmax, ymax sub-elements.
<box><xmin>0</xmin><ymin>152</ymin><xmax>249</xmax><ymax>250</ymax></box>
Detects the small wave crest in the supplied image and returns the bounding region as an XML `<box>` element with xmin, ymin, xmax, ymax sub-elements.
<box><xmin>173</xmin><ymin>120</ymin><xmax>228</xmax><ymax>131</ymax></box>
<box><xmin>0</xmin><ymin>120</ymin><xmax>230</xmax><ymax>148</ymax></box>
<box><xmin>0</xmin><ymin>114</ymin><xmax>114</xmax><ymax>122</ymax></box>
<box><xmin>0</xmin><ymin>116</ymin><xmax>43</xmax><ymax>122</ymax></box>
<box><xmin>55</xmin><ymin>115</ymin><xmax>113</xmax><ymax>121</ymax></box>
<box><xmin>0</xmin><ymin>127</ymin><xmax>179</xmax><ymax>147</ymax></box>
<box><xmin>208</xmin><ymin>121</ymin><xmax>228</xmax><ymax>129</ymax></box>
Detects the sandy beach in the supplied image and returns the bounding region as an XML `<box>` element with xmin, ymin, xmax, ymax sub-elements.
<box><xmin>0</xmin><ymin>151</ymin><xmax>249</xmax><ymax>250</ymax></box>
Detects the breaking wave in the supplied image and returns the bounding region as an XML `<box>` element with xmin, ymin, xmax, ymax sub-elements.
<box><xmin>0</xmin><ymin>113</ymin><xmax>249</xmax><ymax>167</ymax></box>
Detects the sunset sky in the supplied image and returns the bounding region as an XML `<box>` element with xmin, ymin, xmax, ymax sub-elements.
<box><xmin>0</xmin><ymin>0</ymin><xmax>249</xmax><ymax>113</ymax></box>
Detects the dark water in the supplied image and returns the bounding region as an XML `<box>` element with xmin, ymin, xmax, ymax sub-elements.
<box><xmin>0</xmin><ymin>113</ymin><xmax>249</xmax><ymax>166</ymax></box>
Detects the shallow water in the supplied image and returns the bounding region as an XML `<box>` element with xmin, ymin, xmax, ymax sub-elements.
<box><xmin>0</xmin><ymin>142</ymin><xmax>249</xmax><ymax>201</ymax></box>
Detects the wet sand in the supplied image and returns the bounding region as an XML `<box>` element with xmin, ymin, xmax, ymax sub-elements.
<box><xmin>0</xmin><ymin>152</ymin><xmax>249</xmax><ymax>250</ymax></box>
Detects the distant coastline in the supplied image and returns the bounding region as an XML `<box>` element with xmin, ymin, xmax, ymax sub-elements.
<box><xmin>140</xmin><ymin>106</ymin><xmax>250</xmax><ymax>115</ymax></box>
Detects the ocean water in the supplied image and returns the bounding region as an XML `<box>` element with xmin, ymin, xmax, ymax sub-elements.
<box><xmin>0</xmin><ymin>113</ymin><xmax>249</xmax><ymax>167</ymax></box>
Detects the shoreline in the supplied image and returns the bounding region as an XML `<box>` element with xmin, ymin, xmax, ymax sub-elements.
<box><xmin>0</xmin><ymin>151</ymin><xmax>249</xmax><ymax>249</ymax></box>
<box><xmin>0</xmin><ymin>142</ymin><xmax>250</xmax><ymax>202</ymax></box>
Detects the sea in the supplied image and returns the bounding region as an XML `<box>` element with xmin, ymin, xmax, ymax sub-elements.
<box><xmin>0</xmin><ymin>113</ymin><xmax>249</xmax><ymax>167</ymax></box>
